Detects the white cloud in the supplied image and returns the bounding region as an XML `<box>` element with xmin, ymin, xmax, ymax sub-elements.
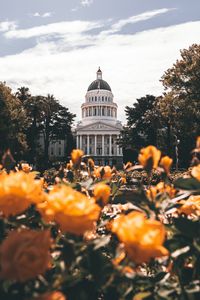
<box><xmin>0</xmin><ymin>19</ymin><xmax>200</xmax><ymax>123</ymax></box>
<box><xmin>100</xmin><ymin>8</ymin><xmax>175</xmax><ymax>36</ymax></box>
<box><xmin>32</xmin><ymin>12</ymin><xmax>53</xmax><ymax>18</ymax></box>
<box><xmin>80</xmin><ymin>0</ymin><xmax>94</xmax><ymax>7</ymax></box>
<box><xmin>5</xmin><ymin>20</ymin><xmax>102</xmax><ymax>39</ymax></box>
<box><xmin>0</xmin><ymin>21</ymin><xmax>17</xmax><ymax>32</ymax></box>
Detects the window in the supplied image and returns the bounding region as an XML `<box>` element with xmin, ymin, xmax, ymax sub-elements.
<box><xmin>92</xmin><ymin>97</ymin><xmax>94</xmax><ymax>101</ymax></box>
<box><xmin>105</xmin><ymin>96</ymin><xmax>107</xmax><ymax>101</ymax></box>
<box><xmin>107</xmin><ymin>147</ymin><xmax>109</xmax><ymax>154</ymax></box>
<box><xmin>102</xmin><ymin>108</ymin><xmax>105</xmax><ymax>116</ymax></box>
<box><xmin>58</xmin><ymin>141</ymin><xmax>61</xmax><ymax>145</ymax></box>
<box><xmin>98</xmin><ymin>96</ymin><xmax>100</xmax><ymax>101</ymax></box>
<box><xmin>94</xmin><ymin>108</ymin><xmax>97</xmax><ymax>116</ymax></box>
<box><xmin>51</xmin><ymin>148</ymin><xmax>54</xmax><ymax>155</ymax></box>
<box><xmin>58</xmin><ymin>148</ymin><xmax>61</xmax><ymax>156</ymax></box>
<box><xmin>89</xmin><ymin>137</ymin><xmax>92</xmax><ymax>144</ymax></box>
<box><xmin>107</xmin><ymin>138</ymin><xmax>109</xmax><ymax>144</ymax></box>
<box><xmin>102</xmin><ymin>96</ymin><xmax>104</xmax><ymax>101</ymax></box>
<box><xmin>95</xmin><ymin>96</ymin><xmax>97</xmax><ymax>101</ymax></box>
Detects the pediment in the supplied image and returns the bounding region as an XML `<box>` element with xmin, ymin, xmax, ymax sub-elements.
<box><xmin>77</xmin><ymin>121</ymin><xmax>121</xmax><ymax>132</ymax></box>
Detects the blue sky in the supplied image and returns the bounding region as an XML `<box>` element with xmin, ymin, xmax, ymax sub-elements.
<box><xmin>1</xmin><ymin>0</ymin><xmax>200</xmax><ymax>121</ymax></box>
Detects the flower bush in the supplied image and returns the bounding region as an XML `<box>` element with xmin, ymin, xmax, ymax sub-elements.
<box><xmin>0</xmin><ymin>139</ymin><xmax>199</xmax><ymax>300</ymax></box>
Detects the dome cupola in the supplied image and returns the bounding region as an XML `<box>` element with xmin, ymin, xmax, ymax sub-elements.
<box><xmin>87</xmin><ymin>68</ymin><xmax>111</xmax><ymax>92</ymax></box>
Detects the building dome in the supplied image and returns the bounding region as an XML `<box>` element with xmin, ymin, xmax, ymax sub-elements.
<box><xmin>87</xmin><ymin>79</ymin><xmax>111</xmax><ymax>92</ymax></box>
<box><xmin>87</xmin><ymin>67</ymin><xmax>111</xmax><ymax>92</ymax></box>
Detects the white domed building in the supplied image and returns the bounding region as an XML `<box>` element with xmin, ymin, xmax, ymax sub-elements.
<box><xmin>76</xmin><ymin>68</ymin><xmax>123</xmax><ymax>167</ymax></box>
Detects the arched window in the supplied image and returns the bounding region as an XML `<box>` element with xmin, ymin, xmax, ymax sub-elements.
<box><xmin>102</xmin><ymin>96</ymin><xmax>104</xmax><ymax>101</ymax></box>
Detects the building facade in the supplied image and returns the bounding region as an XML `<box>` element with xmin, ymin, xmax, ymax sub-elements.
<box><xmin>76</xmin><ymin>68</ymin><xmax>123</xmax><ymax>166</ymax></box>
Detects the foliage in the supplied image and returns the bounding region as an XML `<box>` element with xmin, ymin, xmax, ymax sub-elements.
<box><xmin>0</xmin><ymin>138</ymin><xmax>200</xmax><ymax>300</ymax></box>
<box><xmin>0</xmin><ymin>82</ymin><xmax>28</xmax><ymax>158</ymax></box>
<box><xmin>121</xmin><ymin>44</ymin><xmax>200</xmax><ymax>167</ymax></box>
<box><xmin>16</xmin><ymin>88</ymin><xmax>75</xmax><ymax>167</ymax></box>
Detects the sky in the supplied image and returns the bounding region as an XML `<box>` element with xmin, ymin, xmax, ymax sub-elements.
<box><xmin>0</xmin><ymin>0</ymin><xmax>200</xmax><ymax>122</ymax></box>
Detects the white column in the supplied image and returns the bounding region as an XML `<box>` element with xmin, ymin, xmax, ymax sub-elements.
<box><xmin>76</xmin><ymin>135</ymin><xmax>79</xmax><ymax>149</ymax></box>
<box><xmin>102</xmin><ymin>135</ymin><xmax>105</xmax><ymax>156</ymax></box>
<box><xmin>94</xmin><ymin>135</ymin><xmax>97</xmax><ymax>156</ymax></box>
<box><xmin>80</xmin><ymin>135</ymin><xmax>82</xmax><ymax>150</ymax></box>
<box><xmin>109</xmin><ymin>135</ymin><xmax>112</xmax><ymax>156</ymax></box>
<box><xmin>87</xmin><ymin>135</ymin><xmax>90</xmax><ymax>155</ymax></box>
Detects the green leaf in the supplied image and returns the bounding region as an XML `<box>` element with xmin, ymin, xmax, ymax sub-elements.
<box><xmin>174</xmin><ymin>177</ymin><xmax>200</xmax><ymax>191</ymax></box>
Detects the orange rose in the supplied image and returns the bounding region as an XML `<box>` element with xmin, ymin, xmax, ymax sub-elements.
<box><xmin>178</xmin><ymin>195</ymin><xmax>200</xmax><ymax>216</ymax></box>
<box><xmin>34</xmin><ymin>291</ymin><xmax>66</xmax><ymax>300</ymax></box>
<box><xmin>88</xmin><ymin>158</ymin><xmax>95</xmax><ymax>170</ymax></box>
<box><xmin>147</xmin><ymin>182</ymin><xmax>176</xmax><ymax>201</ymax></box>
<box><xmin>71</xmin><ymin>149</ymin><xmax>84</xmax><ymax>167</ymax></box>
<box><xmin>160</xmin><ymin>156</ymin><xmax>173</xmax><ymax>174</ymax></box>
<box><xmin>94</xmin><ymin>166</ymin><xmax>112</xmax><ymax>180</ymax></box>
<box><xmin>138</xmin><ymin>146</ymin><xmax>161</xmax><ymax>171</ymax></box>
<box><xmin>21</xmin><ymin>163</ymin><xmax>32</xmax><ymax>173</ymax></box>
<box><xmin>191</xmin><ymin>164</ymin><xmax>200</xmax><ymax>181</ymax></box>
<box><xmin>93</xmin><ymin>183</ymin><xmax>111</xmax><ymax>205</ymax></box>
<box><xmin>196</xmin><ymin>136</ymin><xmax>200</xmax><ymax>149</ymax></box>
<box><xmin>37</xmin><ymin>185</ymin><xmax>101</xmax><ymax>235</ymax></box>
<box><xmin>111</xmin><ymin>211</ymin><xmax>168</xmax><ymax>264</ymax></box>
<box><xmin>0</xmin><ymin>229</ymin><xmax>51</xmax><ymax>282</ymax></box>
<box><xmin>0</xmin><ymin>171</ymin><xmax>45</xmax><ymax>217</ymax></box>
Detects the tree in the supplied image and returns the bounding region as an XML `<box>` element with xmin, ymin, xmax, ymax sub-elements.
<box><xmin>159</xmin><ymin>44</ymin><xmax>200</xmax><ymax>166</ymax></box>
<box><xmin>120</xmin><ymin>95</ymin><xmax>160</xmax><ymax>161</ymax></box>
<box><xmin>0</xmin><ymin>82</ymin><xmax>28</xmax><ymax>159</ymax></box>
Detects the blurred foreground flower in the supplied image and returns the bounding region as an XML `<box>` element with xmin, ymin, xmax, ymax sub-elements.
<box><xmin>0</xmin><ymin>229</ymin><xmax>51</xmax><ymax>282</ymax></box>
<box><xmin>71</xmin><ymin>149</ymin><xmax>84</xmax><ymax>168</ymax></box>
<box><xmin>138</xmin><ymin>145</ymin><xmax>161</xmax><ymax>172</ymax></box>
<box><xmin>0</xmin><ymin>171</ymin><xmax>45</xmax><ymax>217</ymax></box>
<box><xmin>111</xmin><ymin>211</ymin><xmax>168</xmax><ymax>264</ymax></box>
<box><xmin>93</xmin><ymin>183</ymin><xmax>111</xmax><ymax>205</ymax></box>
<box><xmin>38</xmin><ymin>185</ymin><xmax>101</xmax><ymax>235</ymax></box>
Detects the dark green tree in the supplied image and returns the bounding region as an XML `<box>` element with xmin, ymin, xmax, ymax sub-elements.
<box><xmin>120</xmin><ymin>95</ymin><xmax>160</xmax><ymax>161</ymax></box>
<box><xmin>159</xmin><ymin>44</ymin><xmax>200</xmax><ymax>166</ymax></box>
<box><xmin>0</xmin><ymin>82</ymin><xmax>28</xmax><ymax>159</ymax></box>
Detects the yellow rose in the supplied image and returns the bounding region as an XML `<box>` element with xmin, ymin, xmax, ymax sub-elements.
<box><xmin>0</xmin><ymin>171</ymin><xmax>45</xmax><ymax>217</ymax></box>
<box><xmin>71</xmin><ymin>149</ymin><xmax>84</xmax><ymax>167</ymax></box>
<box><xmin>191</xmin><ymin>164</ymin><xmax>200</xmax><ymax>181</ymax></box>
<box><xmin>94</xmin><ymin>166</ymin><xmax>112</xmax><ymax>180</ymax></box>
<box><xmin>93</xmin><ymin>183</ymin><xmax>111</xmax><ymax>205</ymax></box>
<box><xmin>138</xmin><ymin>146</ymin><xmax>161</xmax><ymax>171</ymax></box>
<box><xmin>37</xmin><ymin>185</ymin><xmax>101</xmax><ymax>235</ymax></box>
<box><xmin>0</xmin><ymin>229</ymin><xmax>51</xmax><ymax>282</ymax></box>
<box><xmin>111</xmin><ymin>211</ymin><xmax>168</xmax><ymax>264</ymax></box>
<box><xmin>178</xmin><ymin>195</ymin><xmax>200</xmax><ymax>216</ymax></box>
<box><xmin>33</xmin><ymin>291</ymin><xmax>66</xmax><ymax>300</ymax></box>
<box><xmin>160</xmin><ymin>156</ymin><xmax>173</xmax><ymax>174</ymax></box>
